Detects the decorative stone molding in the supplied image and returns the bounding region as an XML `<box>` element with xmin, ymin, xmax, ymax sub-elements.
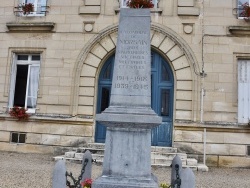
<box><xmin>6</xmin><ymin>22</ymin><xmax>55</xmax><ymax>32</ymax></box>
<box><xmin>72</xmin><ymin>23</ymin><xmax>200</xmax><ymax>121</ymax></box>
<box><xmin>85</xmin><ymin>0</ymin><xmax>100</xmax><ymax>6</ymax></box>
<box><xmin>79</xmin><ymin>0</ymin><xmax>101</xmax><ymax>14</ymax></box>
<box><xmin>178</xmin><ymin>0</ymin><xmax>194</xmax><ymax>7</ymax></box>
<box><xmin>115</xmin><ymin>8</ymin><xmax>162</xmax><ymax>14</ymax></box>
<box><xmin>183</xmin><ymin>23</ymin><xmax>194</xmax><ymax>34</ymax></box>
<box><xmin>228</xmin><ymin>26</ymin><xmax>250</xmax><ymax>35</ymax></box>
<box><xmin>83</xmin><ymin>21</ymin><xmax>95</xmax><ymax>32</ymax></box>
<box><xmin>177</xmin><ymin>0</ymin><xmax>199</xmax><ymax>16</ymax></box>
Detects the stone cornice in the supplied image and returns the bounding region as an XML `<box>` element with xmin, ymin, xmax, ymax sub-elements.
<box><xmin>6</xmin><ymin>22</ymin><xmax>55</xmax><ymax>32</ymax></box>
<box><xmin>228</xmin><ymin>26</ymin><xmax>250</xmax><ymax>36</ymax></box>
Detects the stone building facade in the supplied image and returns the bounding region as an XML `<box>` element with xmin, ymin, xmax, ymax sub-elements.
<box><xmin>0</xmin><ymin>0</ymin><xmax>250</xmax><ymax>167</ymax></box>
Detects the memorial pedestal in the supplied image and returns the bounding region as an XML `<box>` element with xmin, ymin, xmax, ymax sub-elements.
<box><xmin>93</xmin><ymin>8</ymin><xmax>161</xmax><ymax>188</ymax></box>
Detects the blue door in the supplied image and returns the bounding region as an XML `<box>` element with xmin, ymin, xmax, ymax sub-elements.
<box><xmin>95</xmin><ymin>51</ymin><xmax>174</xmax><ymax>146</ymax></box>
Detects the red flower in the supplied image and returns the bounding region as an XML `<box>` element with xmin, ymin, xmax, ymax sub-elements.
<box><xmin>81</xmin><ymin>178</ymin><xmax>92</xmax><ymax>188</ymax></box>
<box><xmin>9</xmin><ymin>106</ymin><xmax>29</xmax><ymax>120</ymax></box>
<box><xmin>126</xmin><ymin>0</ymin><xmax>154</xmax><ymax>8</ymax></box>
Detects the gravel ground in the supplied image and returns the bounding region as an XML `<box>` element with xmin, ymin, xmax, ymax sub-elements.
<box><xmin>0</xmin><ymin>151</ymin><xmax>250</xmax><ymax>188</ymax></box>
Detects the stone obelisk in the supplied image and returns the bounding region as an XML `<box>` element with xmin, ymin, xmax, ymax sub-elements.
<box><xmin>93</xmin><ymin>8</ymin><xmax>161</xmax><ymax>188</ymax></box>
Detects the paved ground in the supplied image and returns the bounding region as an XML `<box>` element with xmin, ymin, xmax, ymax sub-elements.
<box><xmin>0</xmin><ymin>151</ymin><xmax>250</xmax><ymax>188</ymax></box>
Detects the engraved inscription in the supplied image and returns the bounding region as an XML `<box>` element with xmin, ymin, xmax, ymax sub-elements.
<box><xmin>114</xmin><ymin>29</ymin><xmax>150</xmax><ymax>91</ymax></box>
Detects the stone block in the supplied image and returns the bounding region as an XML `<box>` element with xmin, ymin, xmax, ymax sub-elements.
<box><xmin>78</xmin><ymin>106</ymin><xmax>94</xmax><ymax>116</ymax></box>
<box><xmin>166</xmin><ymin>45</ymin><xmax>184</xmax><ymax>61</ymax></box>
<box><xmin>80</xmin><ymin>77</ymin><xmax>95</xmax><ymax>87</ymax></box>
<box><xmin>65</xmin><ymin>151</ymin><xmax>75</xmax><ymax>158</ymax></box>
<box><xmin>46</xmin><ymin>105</ymin><xmax>70</xmax><ymax>114</ymax></box>
<box><xmin>206</xmin><ymin>155</ymin><xmax>218</xmax><ymax>167</ymax></box>
<box><xmin>178</xmin><ymin>7</ymin><xmax>199</xmax><ymax>16</ymax></box>
<box><xmin>176</xmin><ymin>91</ymin><xmax>192</xmax><ymax>100</ymax></box>
<box><xmin>59</xmin><ymin>77</ymin><xmax>72</xmax><ymax>87</ymax></box>
<box><xmin>110</xmin><ymin>32</ymin><xmax>118</xmax><ymax>45</ymax></box>
<box><xmin>0</xmin><ymin>142</ymin><xmax>17</xmax><ymax>152</ymax></box>
<box><xmin>26</xmin><ymin>133</ymin><xmax>42</xmax><ymax>144</ymax></box>
<box><xmin>85</xmin><ymin>0</ymin><xmax>101</xmax><ymax>6</ymax></box>
<box><xmin>175</xmin><ymin>130</ymin><xmax>203</xmax><ymax>142</ymax></box>
<box><xmin>80</xmin><ymin>64</ymin><xmax>97</xmax><ymax>77</ymax></box>
<box><xmin>229</xmin><ymin>144</ymin><xmax>246</xmax><ymax>156</ymax></box>
<box><xmin>178</xmin><ymin>0</ymin><xmax>194</xmax><ymax>7</ymax></box>
<box><xmin>0</xmin><ymin>131</ymin><xmax>10</xmax><ymax>142</ymax></box>
<box><xmin>39</xmin><ymin>95</ymin><xmax>59</xmax><ymax>104</ymax></box>
<box><xmin>211</xmin><ymin>102</ymin><xmax>237</xmax><ymax>112</ymax></box>
<box><xmin>206</xmin><ymin>132</ymin><xmax>224</xmax><ymax>143</ymax></box>
<box><xmin>85</xmin><ymin>53</ymin><xmax>102</xmax><ymax>68</ymax></box>
<box><xmin>176</xmin><ymin>67</ymin><xmax>192</xmax><ymax>80</ymax></box>
<box><xmin>190</xmin><ymin>143</ymin><xmax>204</xmax><ymax>154</ymax></box>
<box><xmin>79</xmin><ymin>96</ymin><xmax>94</xmax><ymax>106</ymax></box>
<box><xmin>75</xmin><ymin>152</ymin><xmax>84</xmax><ymax>159</ymax></box>
<box><xmin>186</xmin><ymin>158</ymin><xmax>197</xmax><ymax>166</ymax></box>
<box><xmin>99</xmin><ymin>37</ymin><xmax>115</xmax><ymax>52</ymax></box>
<box><xmin>175</xmin><ymin>110</ymin><xmax>192</xmax><ymax>120</ymax></box>
<box><xmin>90</xmin><ymin>44</ymin><xmax>107</xmax><ymax>60</ymax></box>
<box><xmin>79</xmin><ymin>87</ymin><xmax>95</xmax><ymax>96</ymax></box>
<box><xmin>172</xmin><ymin>56</ymin><xmax>189</xmax><ymax>70</ymax></box>
<box><xmin>173</xmin><ymin>142</ymin><xmax>193</xmax><ymax>153</ymax></box>
<box><xmin>0</xmin><ymin>122</ymin><xmax>7</xmax><ymax>131</ymax></box>
<box><xmin>60</xmin><ymin>136</ymin><xmax>87</xmax><ymax>147</ymax></box>
<box><xmin>197</xmin><ymin>164</ymin><xmax>209</xmax><ymax>172</ymax></box>
<box><xmin>66</xmin><ymin>125</ymin><xmax>93</xmax><ymax>136</ymax></box>
<box><xmin>151</xmin><ymin>32</ymin><xmax>165</xmax><ymax>48</ymax></box>
<box><xmin>79</xmin><ymin>6</ymin><xmax>100</xmax><ymax>14</ymax></box>
<box><xmin>207</xmin><ymin>144</ymin><xmax>230</xmax><ymax>155</ymax></box>
<box><xmin>31</xmin><ymin>124</ymin><xmax>51</xmax><ymax>134</ymax></box>
<box><xmin>58</xmin><ymin>96</ymin><xmax>71</xmax><ymax>105</ymax></box>
<box><xmin>176</xmin><ymin>101</ymin><xmax>192</xmax><ymax>111</ymax></box>
<box><xmin>7</xmin><ymin>122</ymin><xmax>32</xmax><ymax>132</ymax></box>
<box><xmin>159</xmin><ymin>37</ymin><xmax>175</xmax><ymax>53</ymax></box>
<box><xmin>176</xmin><ymin>81</ymin><xmax>192</xmax><ymax>90</ymax></box>
<box><xmin>41</xmin><ymin>134</ymin><xmax>61</xmax><ymax>145</ymax></box>
<box><xmin>218</xmin><ymin>156</ymin><xmax>250</xmax><ymax>168</ymax></box>
<box><xmin>50</xmin><ymin>125</ymin><xmax>68</xmax><ymax>135</ymax></box>
<box><xmin>15</xmin><ymin>144</ymin><xmax>54</xmax><ymax>154</ymax></box>
<box><xmin>224</xmin><ymin>132</ymin><xmax>250</xmax><ymax>145</ymax></box>
<box><xmin>205</xmin><ymin>91</ymin><xmax>225</xmax><ymax>102</ymax></box>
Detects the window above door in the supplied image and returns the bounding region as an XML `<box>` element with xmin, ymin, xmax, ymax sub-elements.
<box><xmin>16</xmin><ymin>0</ymin><xmax>48</xmax><ymax>16</ymax></box>
<box><xmin>238</xmin><ymin>0</ymin><xmax>250</xmax><ymax>19</ymax></box>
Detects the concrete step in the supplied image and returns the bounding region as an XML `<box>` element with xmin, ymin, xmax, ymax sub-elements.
<box><xmin>55</xmin><ymin>144</ymin><xmax>208</xmax><ymax>171</ymax></box>
<box><xmin>86</xmin><ymin>143</ymin><xmax>178</xmax><ymax>153</ymax></box>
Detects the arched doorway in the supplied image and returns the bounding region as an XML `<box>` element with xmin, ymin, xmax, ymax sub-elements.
<box><xmin>95</xmin><ymin>50</ymin><xmax>174</xmax><ymax>146</ymax></box>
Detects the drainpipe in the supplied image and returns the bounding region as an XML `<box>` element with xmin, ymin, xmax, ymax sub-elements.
<box><xmin>203</xmin><ymin>128</ymin><xmax>207</xmax><ymax>165</ymax></box>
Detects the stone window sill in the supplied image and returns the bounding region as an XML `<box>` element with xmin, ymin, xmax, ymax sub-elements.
<box><xmin>115</xmin><ymin>8</ymin><xmax>162</xmax><ymax>14</ymax></box>
<box><xmin>6</xmin><ymin>22</ymin><xmax>55</xmax><ymax>32</ymax></box>
<box><xmin>228</xmin><ymin>26</ymin><xmax>250</xmax><ymax>35</ymax></box>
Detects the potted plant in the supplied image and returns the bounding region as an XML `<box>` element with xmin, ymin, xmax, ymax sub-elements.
<box><xmin>9</xmin><ymin>106</ymin><xmax>29</xmax><ymax>120</ymax></box>
<box><xmin>126</xmin><ymin>0</ymin><xmax>154</xmax><ymax>8</ymax></box>
<box><xmin>21</xmin><ymin>3</ymin><xmax>34</xmax><ymax>15</ymax></box>
<box><xmin>240</xmin><ymin>2</ymin><xmax>250</xmax><ymax>18</ymax></box>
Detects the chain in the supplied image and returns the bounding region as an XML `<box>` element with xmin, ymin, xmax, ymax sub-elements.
<box><xmin>167</xmin><ymin>164</ymin><xmax>181</xmax><ymax>188</ymax></box>
<box><xmin>66</xmin><ymin>158</ymin><xmax>89</xmax><ymax>188</ymax></box>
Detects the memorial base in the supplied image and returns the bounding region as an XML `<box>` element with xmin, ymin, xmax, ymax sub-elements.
<box><xmin>92</xmin><ymin>175</ymin><xmax>158</xmax><ymax>188</ymax></box>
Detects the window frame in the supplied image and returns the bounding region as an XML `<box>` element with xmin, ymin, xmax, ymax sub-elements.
<box><xmin>237</xmin><ymin>0</ymin><xmax>250</xmax><ymax>19</ymax></box>
<box><xmin>20</xmin><ymin>0</ymin><xmax>47</xmax><ymax>16</ymax></box>
<box><xmin>120</xmin><ymin>0</ymin><xmax>158</xmax><ymax>8</ymax></box>
<box><xmin>9</xmin><ymin>54</ymin><xmax>41</xmax><ymax>114</ymax></box>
